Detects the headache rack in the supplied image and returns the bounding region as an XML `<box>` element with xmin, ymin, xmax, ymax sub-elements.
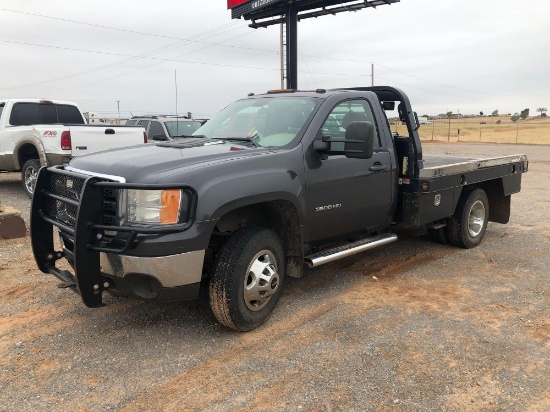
<box><xmin>30</xmin><ymin>166</ymin><xmax>196</xmax><ymax>307</ymax></box>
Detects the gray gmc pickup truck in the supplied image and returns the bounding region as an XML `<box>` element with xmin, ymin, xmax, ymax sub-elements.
<box><xmin>30</xmin><ymin>87</ymin><xmax>528</xmax><ymax>331</ymax></box>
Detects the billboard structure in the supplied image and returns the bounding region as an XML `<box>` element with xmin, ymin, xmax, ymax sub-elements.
<box><xmin>227</xmin><ymin>0</ymin><xmax>400</xmax><ymax>89</ymax></box>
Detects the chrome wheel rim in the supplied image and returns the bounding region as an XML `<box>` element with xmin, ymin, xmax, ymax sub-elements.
<box><xmin>468</xmin><ymin>200</ymin><xmax>486</xmax><ymax>237</ymax></box>
<box><xmin>24</xmin><ymin>166</ymin><xmax>38</xmax><ymax>194</ymax></box>
<box><xmin>243</xmin><ymin>250</ymin><xmax>280</xmax><ymax>312</ymax></box>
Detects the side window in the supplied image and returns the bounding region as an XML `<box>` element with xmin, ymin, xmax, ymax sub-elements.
<box><xmin>137</xmin><ymin>120</ymin><xmax>150</xmax><ymax>134</ymax></box>
<box><xmin>125</xmin><ymin>119</ymin><xmax>138</xmax><ymax>125</ymax></box>
<box><xmin>56</xmin><ymin>105</ymin><xmax>85</xmax><ymax>124</ymax></box>
<box><xmin>148</xmin><ymin>121</ymin><xmax>166</xmax><ymax>139</ymax></box>
<box><xmin>10</xmin><ymin>103</ymin><xmax>57</xmax><ymax>125</ymax></box>
<box><xmin>0</xmin><ymin>103</ymin><xmax>4</xmax><ymax>121</ymax></box>
<box><xmin>320</xmin><ymin>99</ymin><xmax>381</xmax><ymax>151</ymax></box>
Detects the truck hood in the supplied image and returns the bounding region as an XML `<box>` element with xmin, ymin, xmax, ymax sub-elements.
<box><xmin>68</xmin><ymin>138</ymin><xmax>272</xmax><ymax>183</ymax></box>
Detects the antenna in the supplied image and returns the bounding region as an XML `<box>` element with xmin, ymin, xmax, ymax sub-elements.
<box><xmin>175</xmin><ymin>69</ymin><xmax>179</xmax><ymax>135</ymax></box>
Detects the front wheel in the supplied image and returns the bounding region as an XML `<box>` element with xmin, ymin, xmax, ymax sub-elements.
<box><xmin>209</xmin><ymin>227</ymin><xmax>285</xmax><ymax>331</ymax></box>
<box><xmin>21</xmin><ymin>159</ymin><xmax>41</xmax><ymax>199</ymax></box>
<box><xmin>447</xmin><ymin>187</ymin><xmax>489</xmax><ymax>248</ymax></box>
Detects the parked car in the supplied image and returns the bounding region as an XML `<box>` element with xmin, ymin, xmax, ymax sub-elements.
<box><xmin>126</xmin><ymin>116</ymin><xmax>203</xmax><ymax>142</ymax></box>
<box><xmin>0</xmin><ymin>99</ymin><xmax>147</xmax><ymax>197</ymax></box>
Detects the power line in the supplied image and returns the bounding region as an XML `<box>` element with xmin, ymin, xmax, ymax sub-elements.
<box><xmin>0</xmin><ymin>8</ymin><xmax>276</xmax><ymax>54</ymax></box>
<box><xmin>2</xmin><ymin>38</ymin><xmax>475</xmax><ymax>100</ymax></box>
<box><xmin>374</xmin><ymin>75</ymin><xmax>470</xmax><ymax>99</ymax></box>
<box><xmin>0</xmin><ymin>7</ymin><xmax>231</xmax><ymax>42</ymax></box>
<box><xmin>0</xmin><ymin>7</ymin><xmax>486</xmax><ymax>101</ymax></box>
<box><xmin>0</xmin><ymin>26</ymin><xmax>252</xmax><ymax>90</ymax></box>
<box><xmin>49</xmin><ymin>32</ymin><xmax>269</xmax><ymax>94</ymax></box>
<box><xmin>374</xmin><ymin>63</ymin><xmax>484</xmax><ymax>95</ymax></box>
<box><xmin>1</xmin><ymin>8</ymin><xmax>483</xmax><ymax>97</ymax></box>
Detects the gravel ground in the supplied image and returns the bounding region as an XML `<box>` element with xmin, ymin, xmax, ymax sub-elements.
<box><xmin>0</xmin><ymin>142</ymin><xmax>548</xmax><ymax>411</ymax></box>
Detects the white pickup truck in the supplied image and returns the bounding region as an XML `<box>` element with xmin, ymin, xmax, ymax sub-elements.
<box><xmin>0</xmin><ymin>99</ymin><xmax>146</xmax><ymax>197</ymax></box>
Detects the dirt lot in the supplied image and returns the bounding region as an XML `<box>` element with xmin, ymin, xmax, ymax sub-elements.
<box><xmin>0</xmin><ymin>143</ymin><xmax>549</xmax><ymax>411</ymax></box>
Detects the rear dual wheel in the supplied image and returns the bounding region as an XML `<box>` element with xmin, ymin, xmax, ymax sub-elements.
<box><xmin>209</xmin><ymin>227</ymin><xmax>285</xmax><ymax>331</ymax></box>
<box><xmin>447</xmin><ymin>187</ymin><xmax>489</xmax><ymax>249</ymax></box>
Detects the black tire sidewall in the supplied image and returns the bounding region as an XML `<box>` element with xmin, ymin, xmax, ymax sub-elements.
<box><xmin>232</xmin><ymin>231</ymin><xmax>284</xmax><ymax>330</ymax></box>
<box><xmin>457</xmin><ymin>188</ymin><xmax>489</xmax><ymax>248</ymax></box>
<box><xmin>211</xmin><ymin>227</ymin><xmax>285</xmax><ymax>331</ymax></box>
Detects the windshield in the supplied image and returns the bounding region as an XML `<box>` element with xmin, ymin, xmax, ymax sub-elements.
<box><xmin>165</xmin><ymin>120</ymin><xmax>202</xmax><ymax>137</ymax></box>
<box><xmin>193</xmin><ymin>97</ymin><xmax>320</xmax><ymax>147</ymax></box>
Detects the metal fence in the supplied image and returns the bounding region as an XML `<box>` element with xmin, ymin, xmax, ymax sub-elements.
<box><xmin>392</xmin><ymin>118</ymin><xmax>550</xmax><ymax>145</ymax></box>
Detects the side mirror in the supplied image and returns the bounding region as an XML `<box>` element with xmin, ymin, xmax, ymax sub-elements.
<box><xmin>152</xmin><ymin>134</ymin><xmax>168</xmax><ymax>141</ymax></box>
<box><xmin>382</xmin><ymin>101</ymin><xmax>395</xmax><ymax>111</ymax></box>
<box><xmin>344</xmin><ymin>121</ymin><xmax>374</xmax><ymax>159</ymax></box>
<box><xmin>313</xmin><ymin>121</ymin><xmax>374</xmax><ymax>160</ymax></box>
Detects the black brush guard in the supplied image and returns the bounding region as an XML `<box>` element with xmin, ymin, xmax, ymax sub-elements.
<box><xmin>30</xmin><ymin>166</ymin><xmax>196</xmax><ymax>308</ymax></box>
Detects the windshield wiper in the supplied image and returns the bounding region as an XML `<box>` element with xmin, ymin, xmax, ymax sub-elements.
<box><xmin>172</xmin><ymin>134</ymin><xmax>205</xmax><ymax>139</ymax></box>
<box><xmin>222</xmin><ymin>136</ymin><xmax>261</xmax><ymax>147</ymax></box>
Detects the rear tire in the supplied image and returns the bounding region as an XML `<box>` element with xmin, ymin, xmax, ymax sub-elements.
<box><xmin>209</xmin><ymin>227</ymin><xmax>285</xmax><ymax>331</ymax></box>
<box><xmin>447</xmin><ymin>187</ymin><xmax>489</xmax><ymax>249</ymax></box>
<box><xmin>21</xmin><ymin>159</ymin><xmax>41</xmax><ymax>199</ymax></box>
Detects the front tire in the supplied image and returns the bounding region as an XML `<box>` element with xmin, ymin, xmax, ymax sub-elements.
<box><xmin>447</xmin><ymin>187</ymin><xmax>489</xmax><ymax>248</ymax></box>
<box><xmin>21</xmin><ymin>159</ymin><xmax>41</xmax><ymax>199</ymax></box>
<box><xmin>209</xmin><ymin>227</ymin><xmax>285</xmax><ymax>331</ymax></box>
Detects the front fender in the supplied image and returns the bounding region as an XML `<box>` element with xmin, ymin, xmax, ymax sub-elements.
<box><xmin>192</xmin><ymin>149</ymin><xmax>306</xmax><ymax>224</ymax></box>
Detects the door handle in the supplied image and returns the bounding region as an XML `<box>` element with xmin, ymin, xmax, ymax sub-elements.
<box><xmin>105</xmin><ymin>129</ymin><xmax>115</xmax><ymax>135</ymax></box>
<box><xmin>369</xmin><ymin>163</ymin><xmax>389</xmax><ymax>172</ymax></box>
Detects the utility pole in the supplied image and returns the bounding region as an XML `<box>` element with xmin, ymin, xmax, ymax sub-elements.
<box><xmin>280</xmin><ymin>23</ymin><xmax>284</xmax><ymax>89</ymax></box>
<box><xmin>448</xmin><ymin>117</ymin><xmax>451</xmax><ymax>142</ymax></box>
<box><xmin>117</xmin><ymin>100</ymin><xmax>121</xmax><ymax>124</ymax></box>
<box><xmin>371</xmin><ymin>63</ymin><xmax>374</xmax><ymax>87</ymax></box>
<box><xmin>174</xmin><ymin>69</ymin><xmax>178</xmax><ymax>117</ymax></box>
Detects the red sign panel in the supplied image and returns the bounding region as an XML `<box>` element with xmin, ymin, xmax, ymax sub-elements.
<box><xmin>228</xmin><ymin>0</ymin><xmax>248</xmax><ymax>9</ymax></box>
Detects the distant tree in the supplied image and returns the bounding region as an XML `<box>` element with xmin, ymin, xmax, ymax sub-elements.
<box><xmin>446</xmin><ymin>111</ymin><xmax>453</xmax><ymax>118</ymax></box>
<box><xmin>492</xmin><ymin>110</ymin><xmax>499</xmax><ymax>116</ymax></box>
<box><xmin>543</xmin><ymin>112</ymin><xmax>548</xmax><ymax>117</ymax></box>
<box><xmin>422</xmin><ymin>114</ymin><xmax>429</xmax><ymax>118</ymax></box>
<box><xmin>511</xmin><ymin>113</ymin><xmax>520</xmax><ymax>122</ymax></box>
<box><xmin>520</xmin><ymin>108</ymin><xmax>529</xmax><ymax>120</ymax></box>
<box><xmin>479</xmin><ymin>111</ymin><xmax>484</xmax><ymax>116</ymax></box>
<box><xmin>496</xmin><ymin>120</ymin><xmax>502</xmax><ymax>124</ymax></box>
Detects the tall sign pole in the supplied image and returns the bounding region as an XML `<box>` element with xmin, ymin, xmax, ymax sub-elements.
<box><xmin>286</xmin><ymin>3</ymin><xmax>298</xmax><ymax>89</ymax></box>
<box><xmin>228</xmin><ymin>0</ymin><xmax>399</xmax><ymax>90</ymax></box>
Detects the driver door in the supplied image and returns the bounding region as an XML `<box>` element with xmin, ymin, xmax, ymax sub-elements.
<box><xmin>304</xmin><ymin>98</ymin><xmax>393</xmax><ymax>243</ymax></box>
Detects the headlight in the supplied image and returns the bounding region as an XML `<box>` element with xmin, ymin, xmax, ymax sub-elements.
<box><xmin>126</xmin><ymin>189</ymin><xmax>184</xmax><ymax>225</ymax></box>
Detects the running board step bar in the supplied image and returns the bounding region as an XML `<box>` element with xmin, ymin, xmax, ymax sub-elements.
<box><xmin>304</xmin><ymin>233</ymin><xmax>398</xmax><ymax>268</ymax></box>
